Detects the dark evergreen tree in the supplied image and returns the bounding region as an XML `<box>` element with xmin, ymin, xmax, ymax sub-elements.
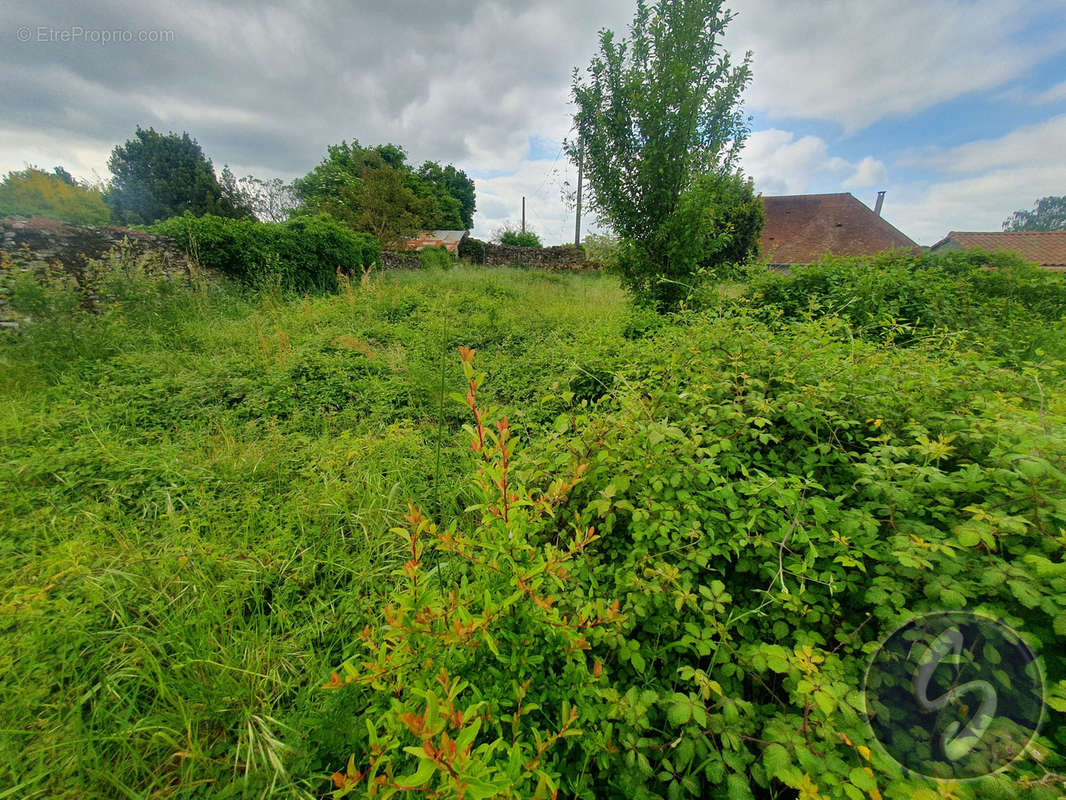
<box><xmin>104</xmin><ymin>127</ymin><xmax>246</xmax><ymax>224</ymax></box>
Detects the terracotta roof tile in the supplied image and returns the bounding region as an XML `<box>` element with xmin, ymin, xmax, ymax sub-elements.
<box><xmin>759</xmin><ymin>193</ymin><xmax>918</xmax><ymax>265</ymax></box>
<box><xmin>401</xmin><ymin>230</ymin><xmax>465</xmax><ymax>254</ymax></box>
<box><xmin>930</xmin><ymin>231</ymin><xmax>1066</xmax><ymax>267</ymax></box>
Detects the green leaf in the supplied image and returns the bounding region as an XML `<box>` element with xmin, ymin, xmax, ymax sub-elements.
<box><xmin>955</xmin><ymin>526</ymin><xmax>981</xmax><ymax>547</ymax></box>
<box><xmin>455</xmin><ymin>718</ymin><xmax>482</xmax><ymax>751</ymax></box>
<box><xmin>726</xmin><ymin>773</ymin><xmax>755</xmax><ymax>800</ymax></box>
<box><xmin>464</xmin><ymin>776</ymin><xmax>506</xmax><ymax>800</ymax></box>
<box><xmin>813</xmin><ymin>690</ymin><xmax>836</xmax><ymax>715</ymax></box>
<box><xmin>667</xmin><ymin>699</ymin><xmax>692</xmax><ymax>726</ymax></box>
<box><xmin>764</xmin><ymin>645</ymin><xmax>790</xmax><ymax>674</ymax></box>
<box><xmin>1054</xmin><ymin>612</ymin><xmax>1066</xmax><ymax>637</ymax></box>
<box><xmin>939</xmin><ymin>587</ymin><xmax>966</xmax><ymax>609</ymax></box>
<box><xmin>1009</xmin><ymin>579</ymin><xmax>1041</xmax><ymax>608</ymax></box>
<box><xmin>762</xmin><ymin>743</ymin><xmax>790</xmax><ymax>777</ymax></box>
<box><xmin>395</xmin><ymin>758</ymin><xmax>435</xmax><ymax>788</ymax></box>
<box><xmin>631</xmin><ymin>651</ymin><xmax>646</xmax><ymax>673</ymax></box>
<box><xmin>849</xmin><ymin>767</ymin><xmax>877</xmax><ymax>792</ymax></box>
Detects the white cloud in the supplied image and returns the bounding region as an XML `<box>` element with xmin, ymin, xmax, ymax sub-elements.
<box><xmin>842</xmin><ymin>156</ymin><xmax>889</xmax><ymax>190</ymax></box>
<box><xmin>470</xmin><ymin>156</ymin><xmax>590</xmax><ymax>244</ymax></box>
<box><xmin>740</xmin><ymin>114</ymin><xmax>1066</xmax><ymax>246</ymax></box>
<box><xmin>899</xmin><ymin>114</ymin><xmax>1066</xmax><ymax>175</ymax></box>
<box><xmin>1034</xmin><ymin>80</ymin><xmax>1066</xmax><ymax>104</ymax></box>
<box><xmin>729</xmin><ymin>0</ymin><xmax>1061</xmax><ymax>131</ymax></box>
<box><xmin>888</xmin><ymin>117</ymin><xmax>1066</xmax><ymax>243</ymax></box>
<box><xmin>1</xmin><ymin>0</ymin><xmax>1062</xmax><ymax>256</ymax></box>
<box><xmin>740</xmin><ymin>129</ymin><xmax>886</xmax><ymax>196</ymax></box>
<box><xmin>0</xmin><ymin>127</ymin><xmax>112</xmax><ymax>184</ymax></box>
<box><xmin>890</xmin><ymin>164</ymin><xmax>1066</xmax><ymax>245</ymax></box>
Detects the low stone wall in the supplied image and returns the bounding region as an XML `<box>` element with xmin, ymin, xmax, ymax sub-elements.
<box><xmin>378</xmin><ymin>251</ymin><xmax>425</xmax><ymax>270</ymax></box>
<box><xmin>483</xmin><ymin>243</ymin><xmax>595</xmax><ymax>270</ymax></box>
<box><xmin>1</xmin><ymin>216</ymin><xmax>192</xmax><ymax>280</ymax></box>
<box><xmin>1</xmin><ymin>216</ymin><xmax>201</xmax><ymax>326</ymax></box>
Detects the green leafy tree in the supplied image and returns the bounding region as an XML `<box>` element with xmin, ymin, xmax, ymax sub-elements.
<box><xmin>1003</xmin><ymin>195</ymin><xmax>1066</xmax><ymax>232</ymax></box>
<box><xmin>292</xmin><ymin>141</ymin><xmax>476</xmax><ymax>244</ymax></box>
<box><xmin>51</xmin><ymin>166</ymin><xmax>76</xmax><ymax>187</ymax></box>
<box><xmin>649</xmin><ymin>170</ymin><xmax>764</xmax><ymax>282</ymax></box>
<box><xmin>0</xmin><ymin>167</ymin><xmax>111</xmax><ymax>225</ymax></box>
<box><xmin>349</xmin><ymin>164</ymin><xmax>431</xmax><ymax>249</ymax></box>
<box><xmin>567</xmin><ymin>0</ymin><xmax>755</xmax><ymax>310</ymax></box>
<box><xmin>104</xmin><ymin>127</ymin><xmax>250</xmax><ymax>224</ymax></box>
<box><xmin>500</xmin><ymin>230</ymin><xmax>542</xmax><ymax>247</ymax></box>
<box><xmin>416</xmin><ymin>161</ymin><xmax>477</xmax><ymax>229</ymax></box>
<box><xmin>217</xmin><ymin>166</ymin><xmax>258</xmax><ymax>220</ymax></box>
<box><xmin>292</xmin><ymin>141</ymin><xmax>430</xmax><ymax>249</ymax></box>
<box><xmin>493</xmin><ymin>223</ymin><xmax>542</xmax><ymax>247</ymax></box>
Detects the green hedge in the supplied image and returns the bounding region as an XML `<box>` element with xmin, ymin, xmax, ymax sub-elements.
<box><xmin>154</xmin><ymin>213</ymin><xmax>379</xmax><ymax>292</ymax></box>
<box><xmin>739</xmin><ymin>249</ymin><xmax>1066</xmax><ymax>365</ymax></box>
<box><xmin>317</xmin><ymin>316</ymin><xmax>1066</xmax><ymax>799</ymax></box>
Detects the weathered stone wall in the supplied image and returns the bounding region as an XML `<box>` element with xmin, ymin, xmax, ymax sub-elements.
<box><xmin>378</xmin><ymin>251</ymin><xmax>426</xmax><ymax>270</ymax></box>
<box><xmin>378</xmin><ymin>245</ymin><xmax>598</xmax><ymax>271</ymax></box>
<box><xmin>1</xmin><ymin>216</ymin><xmax>192</xmax><ymax>280</ymax></box>
<box><xmin>483</xmin><ymin>243</ymin><xmax>596</xmax><ymax>270</ymax></box>
<box><xmin>1</xmin><ymin>216</ymin><xmax>202</xmax><ymax>326</ymax></box>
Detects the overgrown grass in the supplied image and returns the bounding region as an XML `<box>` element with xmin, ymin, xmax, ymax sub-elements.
<box><xmin>0</xmin><ymin>265</ymin><xmax>625</xmax><ymax>798</ymax></box>
<box><xmin>2</xmin><ymin>256</ymin><xmax>1064</xmax><ymax>798</ymax></box>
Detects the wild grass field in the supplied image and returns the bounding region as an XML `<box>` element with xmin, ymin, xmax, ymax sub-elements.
<box><xmin>0</xmin><ymin>265</ymin><xmax>627</xmax><ymax>797</ymax></box>
<box><xmin>2</xmin><ymin>257</ymin><xmax>1065</xmax><ymax>799</ymax></box>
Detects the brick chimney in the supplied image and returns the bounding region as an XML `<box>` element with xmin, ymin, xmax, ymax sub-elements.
<box><xmin>874</xmin><ymin>191</ymin><xmax>886</xmax><ymax>217</ymax></box>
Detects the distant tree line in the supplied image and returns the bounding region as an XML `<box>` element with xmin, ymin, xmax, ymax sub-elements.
<box><xmin>0</xmin><ymin>126</ymin><xmax>476</xmax><ymax>250</ymax></box>
<box><xmin>0</xmin><ymin>166</ymin><xmax>110</xmax><ymax>226</ymax></box>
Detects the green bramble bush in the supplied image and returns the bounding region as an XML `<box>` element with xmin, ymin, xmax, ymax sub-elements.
<box><xmin>153</xmin><ymin>213</ymin><xmax>379</xmax><ymax>292</ymax></box>
<box><xmin>419</xmin><ymin>245</ymin><xmax>454</xmax><ymax>271</ymax></box>
<box><xmin>321</xmin><ymin>323</ymin><xmax>1066</xmax><ymax>800</ymax></box>
<box><xmin>581</xmin><ymin>233</ymin><xmax>621</xmax><ymax>270</ymax></box>
<box><xmin>741</xmin><ymin>250</ymin><xmax>1066</xmax><ymax>366</ymax></box>
<box><xmin>527</xmin><ymin>312</ymin><xmax>1066</xmax><ymax>799</ymax></box>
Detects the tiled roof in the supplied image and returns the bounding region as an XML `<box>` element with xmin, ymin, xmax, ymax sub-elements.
<box><xmin>402</xmin><ymin>230</ymin><xmax>465</xmax><ymax>253</ymax></box>
<box><xmin>930</xmin><ymin>231</ymin><xmax>1066</xmax><ymax>267</ymax></box>
<box><xmin>759</xmin><ymin>193</ymin><xmax>918</xmax><ymax>265</ymax></box>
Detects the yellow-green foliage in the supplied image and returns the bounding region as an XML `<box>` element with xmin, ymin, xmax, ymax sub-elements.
<box><xmin>2</xmin><ymin>260</ymin><xmax>1064</xmax><ymax>799</ymax></box>
<box><xmin>0</xmin><ymin>167</ymin><xmax>111</xmax><ymax>225</ymax></box>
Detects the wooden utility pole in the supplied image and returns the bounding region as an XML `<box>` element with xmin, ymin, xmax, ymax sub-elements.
<box><xmin>521</xmin><ymin>196</ymin><xmax>526</xmax><ymax>233</ymax></box>
<box><xmin>574</xmin><ymin>138</ymin><xmax>584</xmax><ymax>246</ymax></box>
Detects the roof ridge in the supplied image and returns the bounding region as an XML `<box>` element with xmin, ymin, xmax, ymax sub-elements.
<box><xmin>950</xmin><ymin>230</ymin><xmax>1066</xmax><ymax>235</ymax></box>
<box><xmin>763</xmin><ymin>192</ymin><xmax>853</xmax><ymax>200</ymax></box>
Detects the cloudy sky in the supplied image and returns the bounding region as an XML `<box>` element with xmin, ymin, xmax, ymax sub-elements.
<box><xmin>3</xmin><ymin>0</ymin><xmax>1065</xmax><ymax>245</ymax></box>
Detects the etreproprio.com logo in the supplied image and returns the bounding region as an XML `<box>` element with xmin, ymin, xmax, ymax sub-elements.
<box><xmin>863</xmin><ymin>611</ymin><xmax>1045</xmax><ymax>781</ymax></box>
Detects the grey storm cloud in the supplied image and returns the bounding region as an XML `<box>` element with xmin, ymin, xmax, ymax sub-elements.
<box><xmin>1</xmin><ymin>0</ymin><xmax>634</xmax><ymax>178</ymax></box>
<box><xmin>7</xmin><ymin>0</ymin><xmax>1062</xmax><ymax>243</ymax></box>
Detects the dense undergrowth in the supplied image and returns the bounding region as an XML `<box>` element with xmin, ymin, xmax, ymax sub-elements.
<box><xmin>1</xmin><ymin>254</ymin><xmax>1064</xmax><ymax>799</ymax></box>
<box><xmin>731</xmin><ymin>249</ymin><xmax>1066</xmax><ymax>368</ymax></box>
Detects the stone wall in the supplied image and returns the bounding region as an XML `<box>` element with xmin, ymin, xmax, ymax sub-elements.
<box><xmin>1</xmin><ymin>216</ymin><xmax>201</xmax><ymax>326</ymax></box>
<box><xmin>1</xmin><ymin>216</ymin><xmax>192</xmax><ymax>280</ymax></box>
<box><xmin>377</xmin><ymin>245</ymin><xmax>599</xmax><ymax>271</ymax></box>
<box><xmin>483</xmin><ymin>243</ymin><xmax>595</xmax><ymax>270</ymax></box>
<box><xmin>378</xmin><ymin>251</ymin><xmax>425</xmax><ymax>270</ymax></box>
